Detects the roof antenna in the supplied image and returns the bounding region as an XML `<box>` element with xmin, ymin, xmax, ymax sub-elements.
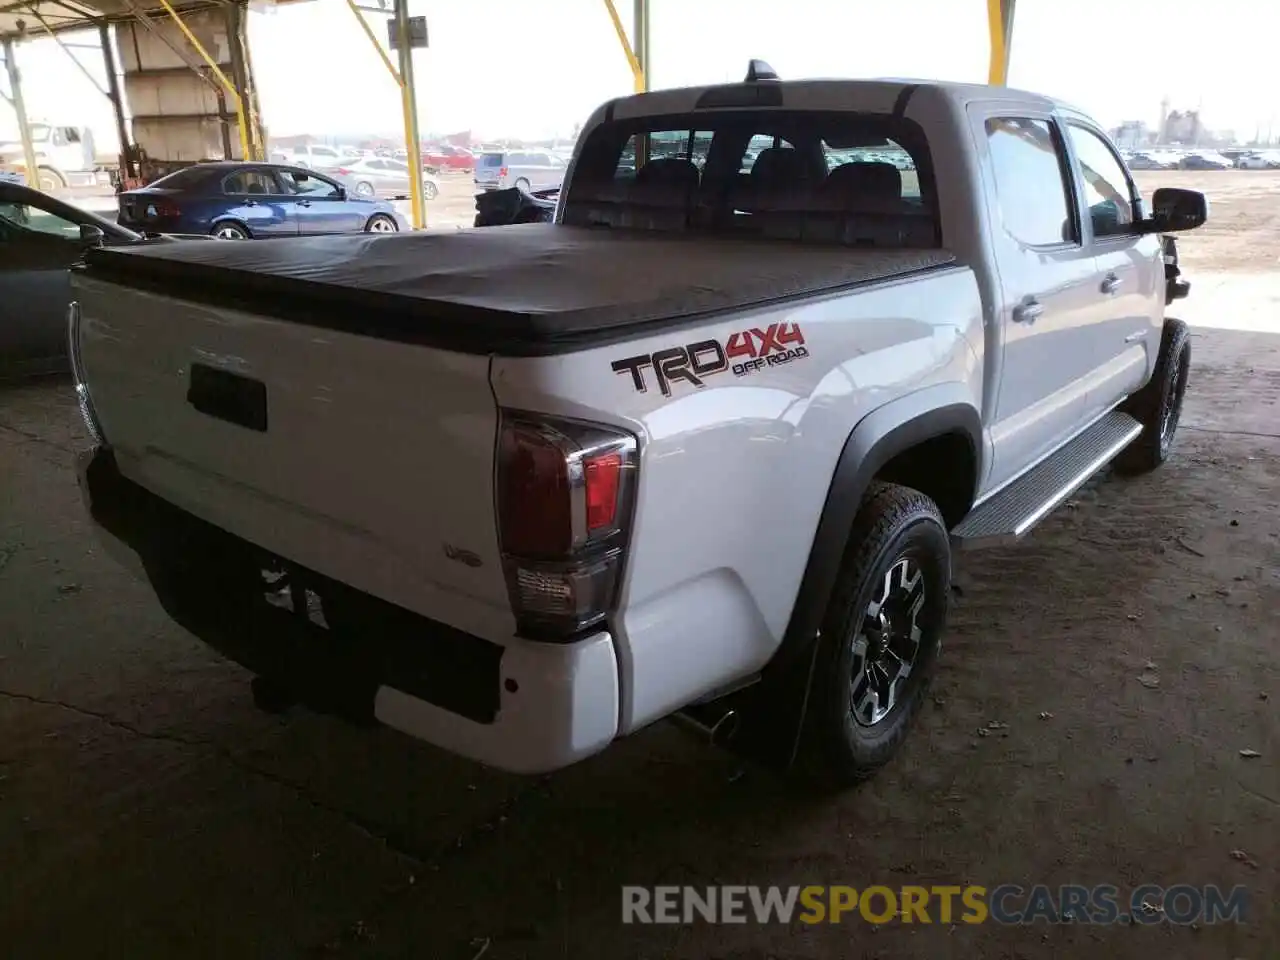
<box><xmin>745</xmin><ymin>59</ymin><xmax>779</xmax><ymax>82</ymax></box>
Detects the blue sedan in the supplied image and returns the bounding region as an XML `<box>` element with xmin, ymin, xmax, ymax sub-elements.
<box><xmin>117</xmin><ymin>161</ymin><xmax>409</xmax><ymax>239</ymax></box>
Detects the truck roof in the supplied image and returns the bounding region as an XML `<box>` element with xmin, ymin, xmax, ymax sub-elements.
<box><xmin>599</xmin><ymin>76</ymin><xmax>1084</xmax><ymax>124</ymax></box>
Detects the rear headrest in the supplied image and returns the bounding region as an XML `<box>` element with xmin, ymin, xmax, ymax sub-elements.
<box><xmin>634</xmin><ymin>157</ymin><xmax>699</xmax><ymax>192</ymax></box>
<box><xmin>823</xmin><ymin>161</ymin><xmax>902</xmax><ymax>200</ymax></box>
<box><xmin>749</xmin><ymin>147</ymin><xmax>817</xmax><ymax>192</ymax></box>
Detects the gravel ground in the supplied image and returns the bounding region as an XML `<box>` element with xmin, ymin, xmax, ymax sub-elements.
<box><xmin>0</xmin><ymin>173</ymin><xmax>1277</xmax><ymax>959</ymax></box>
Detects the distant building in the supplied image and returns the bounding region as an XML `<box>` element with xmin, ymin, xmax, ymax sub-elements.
<box><xmin>1110</xmin><ymin>121</ymin><xmax>1149</xmax><ymax>149</ymax></box>
<box><xmin>1159</xmin><ymin>109</ymin><xmax>1203</xmax><ymax>145</ymax></box>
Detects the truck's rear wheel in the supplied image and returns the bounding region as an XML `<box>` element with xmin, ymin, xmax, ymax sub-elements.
<box><xmin>37</xmin><ymin>166</ymin><xmax>66</xmax><ymax>192</ymax></box>
<box><xmin>1114</xmin><ymin>318</ymin><xmax>1191</xmax><ymax>475</ymax></box>
<box><xmin>808</xmin><ymin>482</ymin><xmax>950</xmax><ymax>785</ymax></box>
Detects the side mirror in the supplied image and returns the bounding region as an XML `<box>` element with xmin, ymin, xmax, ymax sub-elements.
<box><xmin>79</xmin><ymin>223</ymin><xmax>106</xmax><ymax>246</ymax></box>
<box><xmin>1145</xmin><ymin>187</ymin><xmax>1208</xmax><ymax>234</ymax></box>
<box><xmin>334</xmin><ymin>185</ymin><xmax>347</xmax><ymax>200</ymax></box>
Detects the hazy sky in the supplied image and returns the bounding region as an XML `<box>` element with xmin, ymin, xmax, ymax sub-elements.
<box><xmin>3</xmin><ymin>0</ymin><xmax>1278</xmax><ymax>147</ymax></box>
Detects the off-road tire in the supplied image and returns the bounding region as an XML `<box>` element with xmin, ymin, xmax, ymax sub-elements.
<box><xmin>1114</xmin><ymin>318</ymin><xmax>1191</xmax><ymax>475</ymax></box>
<box><xmin>806</xmin><ymin>482</ymin><xmax>951</xmax><ymax>786</ymax></box>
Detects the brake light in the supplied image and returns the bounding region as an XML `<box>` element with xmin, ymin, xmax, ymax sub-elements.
<box><xmin>497</xmin><ymin>413</ymin><xmax>638</xmax><ymax>639</ymax></box>
<box><xmin>336</xmin><ymin>167</ymin><xmax>351</xmax><ymax>175</ymax></box>
<box><xmin>149</xmin><ymin>198</ymin><xmax>181</xmax><ymax>219</ymax></box>
<box><xmin>499</xmin><ymin>166</ymin><xmax>509</xmax><ymax>178</ymax></box>
<box><xmin>585</xmin><ymin>453</ymin><xmax>621</xmax><ymax>530</ymax></box>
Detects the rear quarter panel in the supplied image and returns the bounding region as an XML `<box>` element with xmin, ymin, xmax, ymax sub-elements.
<box><xmin>491</xmin><ymin>267</ymin><xmax>984</xmax><ymax>732</ymax></box>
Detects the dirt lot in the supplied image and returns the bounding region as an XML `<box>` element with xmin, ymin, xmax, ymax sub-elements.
<box><xmin>1</xmin><ymin>171</ymin><xmax>1277</xmax><ymax>959</ymax></box>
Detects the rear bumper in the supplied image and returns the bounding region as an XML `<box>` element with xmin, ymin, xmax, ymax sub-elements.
<box><xmin>76</xmin><ymin>446</ymin><xmax>621</xmax><ymax>774</ymax></box>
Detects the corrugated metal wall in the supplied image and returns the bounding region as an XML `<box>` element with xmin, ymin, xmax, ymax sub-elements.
<box><xmin>115</xmin><ymin>9</ymin><xmax>238</xmax><ymax>162</ymax></box>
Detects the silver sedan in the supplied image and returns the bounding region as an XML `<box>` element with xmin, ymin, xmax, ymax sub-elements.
<box><xmin>333</xmin><ymin>158</ymin><xmax>441</xmax><ymax>201</ymax></box>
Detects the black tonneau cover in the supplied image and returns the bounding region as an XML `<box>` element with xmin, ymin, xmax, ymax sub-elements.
<box><xmin>79</xmin><ymin>223</ymin><xmax>956</xmax><ymax>355</ymax></box>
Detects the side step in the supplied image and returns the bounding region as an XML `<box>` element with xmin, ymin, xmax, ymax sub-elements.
<box><xmin>952</xmin><ymin>411</ymin><xmax>1142</xmax><ymax>549</ymax></box>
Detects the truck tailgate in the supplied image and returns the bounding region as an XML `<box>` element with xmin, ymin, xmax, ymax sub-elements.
<box><xmin>72</xmin><ymin>274</ymin><xmax>512</xmax><ymax>635</ymax></box>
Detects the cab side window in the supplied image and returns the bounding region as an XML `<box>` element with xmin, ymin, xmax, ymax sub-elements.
<box><xmin>1066</xmin><ymin>124</ymin><xmax>1136</xmax><ymax>238</ymax></box>
<box><xmin>985</xmin><ymin>117</ymin><xmax>1077</xmax><ymax>247</ymax></box>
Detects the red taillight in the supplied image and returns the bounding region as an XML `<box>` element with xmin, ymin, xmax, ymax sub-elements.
<box><xmin>585</xmin><ymin>453</ymin><xmax>621</xmax><ymax>530</ymax></box>
<box><xmin>499</xmin><ymin>166</ymin><xmax>509</xmax><ymax>178</ymax></box>
<box><xmin>499</xmin><ymin>422</ymin><xmax>574</xmax><ymax>557</ymax></box>
<box><xmin>336</xmin><ymin>167</ymin><xmax>351</xmax><ymax>175</ymax></box>
<box><xmin>497</xmin><ymin>413</ymin><xmax>638</xmax><ymax>638</ymax></box>
<box><xmin>150</xmin><ymin>198</ymin><xmax>180</xmax><ymax>219</ymax></box>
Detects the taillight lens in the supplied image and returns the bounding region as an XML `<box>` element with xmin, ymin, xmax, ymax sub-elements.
<box><xmin>497</xmin><ymin>412</ymin><xmax>638</xmax><ymax>639</ymax></box>
<box><xmin>145</xmin><ymin>197</ymin><xmax>180</xmax><ymax>219</ymax></box>
<box><xmin>499</xmin><ymin>166</ymin><xmax>509</xmax><ymax>178</ymax></box>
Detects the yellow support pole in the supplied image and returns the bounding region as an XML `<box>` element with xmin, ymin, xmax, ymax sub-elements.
<box><xmin>987</xmin><ymin>0</ymin><xmax>1010</xmax><ymax>86</ymax></box>
<box><xmin>155</xmin><ymin>0</ymin><xmax>254</xmax><ymax>160</ymax></box>
<box><xmin>602</xmin><ymin>0</ymin><xmax>644</xmax><ymax>93</ymax></box>
<box><xmin>344</xmin><ymin>0</ymin><xmax>424</xmax><ymax>229</ymax></box>
<box><xmin>393</xmin><ymin>0</ymin><xmax>426</xmax><ymax>230</ymax></box>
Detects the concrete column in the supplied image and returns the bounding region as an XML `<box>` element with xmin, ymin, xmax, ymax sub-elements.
<box><xmin>2</xmin><ymin>37</ymin><xmax>41</xmax><ymax>189</ymax></box>
<box><xmin>99</xmin><ymin>23</ymin><xmax>134</xmax><ymax>182</ymax></box>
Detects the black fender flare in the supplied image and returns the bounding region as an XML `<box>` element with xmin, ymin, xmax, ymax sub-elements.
<box><xmin>739</xmin><ymin>385</ymin><xmax>983</xmax><ymax>767</ymax></box>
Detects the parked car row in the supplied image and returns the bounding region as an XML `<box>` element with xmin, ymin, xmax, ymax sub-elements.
<box><xmin>1122</xmin><ymin>148</ymin><xmax>1280</xmax><ymax>170</ymax></box>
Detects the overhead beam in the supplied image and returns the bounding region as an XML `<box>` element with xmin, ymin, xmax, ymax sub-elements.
<box><xmin>987</xmin><ymin>0</ymin><xmax>1016</xmax><ymax>86</ymax></box>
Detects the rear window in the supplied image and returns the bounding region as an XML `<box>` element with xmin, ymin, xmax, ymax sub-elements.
<box><xmin>145</xmin><ymin>166</ymin><xmax>216</xmax><ymax>191</ymax></box>
<box><xmin>563</xmin><ymin>109</ymin><xmax>938</xmax><ymax>249</ymax></box>
<box><xmin>479</xmin><ymin>153</ymin><xmax>505</xmax><ymax>167</ymax></box>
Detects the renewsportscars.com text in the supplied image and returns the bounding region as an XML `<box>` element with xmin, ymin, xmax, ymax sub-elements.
<box><xmin>621</xmin><ymin>884</ymin><xmax>1249</xmax><ymax>926</ymax></box>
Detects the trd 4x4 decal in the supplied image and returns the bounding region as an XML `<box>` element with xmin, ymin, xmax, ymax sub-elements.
<box><xmin>611</xmin><ymin>322</ymin><xmax>809</xmax><ymax>397</ymax></box>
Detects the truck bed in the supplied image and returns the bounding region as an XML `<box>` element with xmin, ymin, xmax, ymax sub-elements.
<box><xmin>79</xmin><ymin>223</ymin><xmax>956</xmax><ymax>355</ymax></box>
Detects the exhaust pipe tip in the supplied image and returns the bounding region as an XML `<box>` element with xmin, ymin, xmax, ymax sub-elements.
<box><xmin>671</xmin><ymin>707</ymin><xmax>740</xmax><ymax>748</ymax></box>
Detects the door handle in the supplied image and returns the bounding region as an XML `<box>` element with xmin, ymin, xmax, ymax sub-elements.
<box><xmin>1012</xmin><ymin>299</ymin><xmax>1044</xmax><ymax>324</ymax></box>
<box><xmin>1101</xmin><ymin>274</ymin><xmax>1122</xmax><ymax>295</ymax></box>
<box><xmin>297</xmin><ymin>200</ymin><xmax>312</xmax><ymax>207</ymax></box>
<box><xmin>244</xmin><ymin>199</ymin><xmax>258</xmax><ymax>207</ymax></box>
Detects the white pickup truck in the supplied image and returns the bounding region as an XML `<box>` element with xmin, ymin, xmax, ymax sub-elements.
<box><xmin>69</xmin><ymin>66</ymin><xmax>1206</xmax><ymax>784</ymax></box>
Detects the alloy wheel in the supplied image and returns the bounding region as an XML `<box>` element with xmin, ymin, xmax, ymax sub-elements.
<box><xmin>849</xmin><ymin>555</ymin><xmax>927</xmax><ymax>727</ymax></box>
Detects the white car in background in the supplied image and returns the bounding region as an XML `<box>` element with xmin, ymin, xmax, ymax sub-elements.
<box><xmin>1235</xmin><ymin>151</ymin><xmax>1280</xmax><ymax>169</ymax></box>
<box><xmin>335</xmin><ymin>157</ymin><xmax>440</xmax><ymax>200</ymax></box>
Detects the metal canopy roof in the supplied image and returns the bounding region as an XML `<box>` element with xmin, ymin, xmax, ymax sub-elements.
<box><xmin>0</xmin><ymin>0</ymin><xmax>212</xmax><ymax>39</ymax></box>
<box><xmin>0</xmin><ymin>0</ymin><xmax>307</xmax><ymax>40</ymax></box>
